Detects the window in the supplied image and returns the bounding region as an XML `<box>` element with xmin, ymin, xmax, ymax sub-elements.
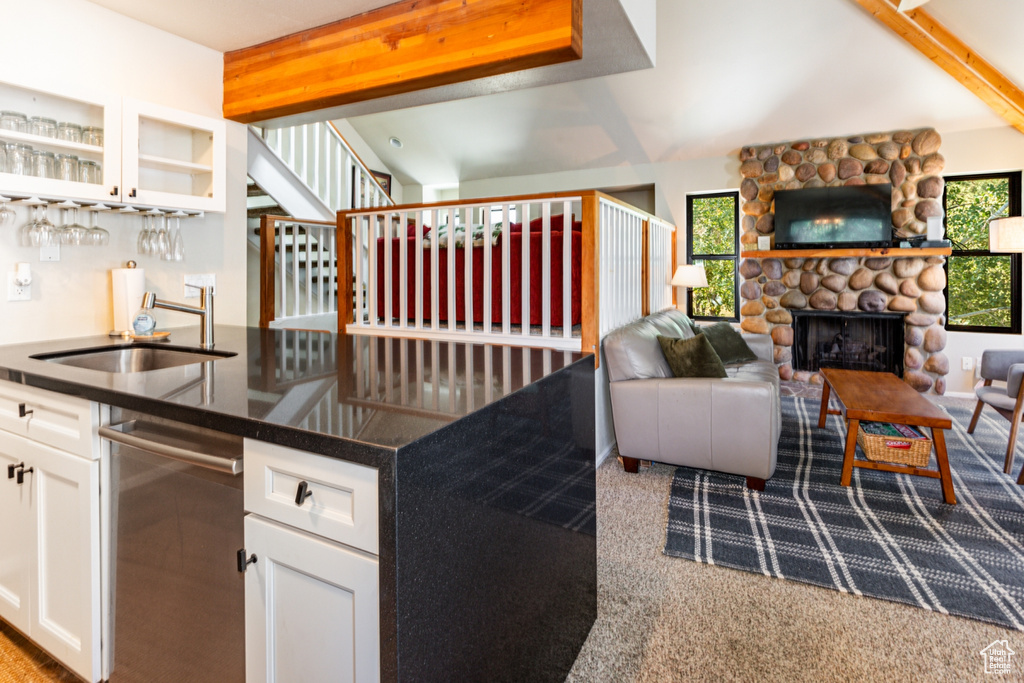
<box><xmin>944</xmin><ymin>172</ymin><xmax>1022</xmax><ymax>334</ymax></box>
<box><xmin>686</xmin><ymin>192</ymin><xmax>738</xmax><ymax>321</ymax></box>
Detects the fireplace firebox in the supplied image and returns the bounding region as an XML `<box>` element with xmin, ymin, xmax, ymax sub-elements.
<box><xmin>791</xmin><ymin>310</ymin><xmax>905</xmax><ymax>376</ymax></box>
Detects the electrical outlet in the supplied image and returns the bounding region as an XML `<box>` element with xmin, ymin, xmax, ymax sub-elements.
<box><xmin>962</xmin><ymin>357</ymin><xmax>974</xmax><ymax>371</ymax></box>
<box><xmin>184</xmin><ymin>274</ymin><xmax>216</xmax><ymax>298</ymax></box>
<box><xmin>7</xmin><ymin>272</ymin><xmax>30</xmax><ymax>301</ymax></box>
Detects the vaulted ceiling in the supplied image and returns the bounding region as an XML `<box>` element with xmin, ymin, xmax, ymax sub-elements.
<box><xmin>88</xmin><ymin>0</ymin><xmax>1024</xmax><ymax>189</ymax></box>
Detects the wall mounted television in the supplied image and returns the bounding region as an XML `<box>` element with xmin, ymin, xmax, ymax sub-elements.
<box><xmin>772</xmin><ymin>184</ymin><xmax>893</xmax><ymax>250</ymax></box>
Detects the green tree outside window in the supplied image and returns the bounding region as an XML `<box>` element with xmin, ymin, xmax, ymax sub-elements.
<box><xmin>944</xmin><ymin>173</ymin><xmax>1021</xmax><ymax>333</ymax></box>
<box><xmin>687</xmin><ymin>193</ymin><xmax>738</xmax><ymax>320</ymax></box>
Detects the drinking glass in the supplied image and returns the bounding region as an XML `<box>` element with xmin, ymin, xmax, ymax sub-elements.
<box><xmin>79</xmin><ymin>160</ymin><xmax>101</xmax><ymax>184</ymax></box>
<box><xmin>0</xmin><ymin>111</ymin><xmax>27</xmax><ymax>132</ymax></box>
<box><xmin>7</xmin><ymin>144</ymin><xmax>32</xmax><ymax>175</ymax></box>
<box><xmin>85</xmin><ymin>207</ymin><xmax>109</xmax><ymax>246</ymax></box>
<box><xmin>0</xmin><ymin>197</ymin><xmax>15</xmax><ymax>226</ymax></box>
<box><xmin>60</xmin><ymin>206</ymin><xmax>88</xmax><ymax>246</ymax></box>
<box><xmin>28</xmin><ymin>117</ymin><xmax>57</xmax><ymax>138</ymax></box>
<box><xmin>82</xmin><ymin>127</ymin><xmax>103</xmax><ymax>147</ymax></box>
<box><xmin>30</xmin><ymin>150</ymin><xmax>56</xmax><ymax>179</ymax></box>
<box><xmin>57</xmin><ymin>122</ymin><xmax>82</xmax><ymax>143</ymax></box>
<box><xmin>138</xmin><ymin>215</ymin><xmax>152</xmax><ymax>255</ymax></box>
<box><xmin>57</xmin><ymin>154</ymin><xmax>79</xmax><ymax>182</ymax></box>
<box><xmin>169</xmin><ymin>215</ymin><xmax>185</xmax><ymax>261</ymax></box>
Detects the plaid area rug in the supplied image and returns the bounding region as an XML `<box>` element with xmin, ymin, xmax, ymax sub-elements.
<box><xmin>664</xmin><ymin>395</ymin><xmax>1024</xmax><ymax>630</ymax></box>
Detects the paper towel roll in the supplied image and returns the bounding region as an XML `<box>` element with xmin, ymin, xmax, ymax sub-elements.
<box><xmin>112</xmin><ymin>267</ymin><xmax>146</xmax><ymax>334</ymax></box>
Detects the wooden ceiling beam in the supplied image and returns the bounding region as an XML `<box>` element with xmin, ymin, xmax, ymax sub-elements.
<box><xmin>223</xmin><ymin>0</ymin><xmax>582</xmax><ymax>124</ymax></box>
<box><xmin>852</xmin><ymin>0</ymin><xmax>1024</xmax><ymax>134</ymax></box>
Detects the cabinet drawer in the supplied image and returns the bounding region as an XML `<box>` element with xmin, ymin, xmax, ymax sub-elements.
<box><xmin>244</xmin><ymin>439</ymin><xmax>378</xmax><ymax>554</ymax></box>
<box><xmin>0</xmin><ymin>382</ymin><xmax>98</xmax><ymax>459</ymax></box>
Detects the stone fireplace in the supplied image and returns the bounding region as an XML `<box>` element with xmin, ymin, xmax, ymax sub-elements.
<box><xmin>736</xmin><ymin>128</ymin><xmax>949</xmax><ymax>394</ymax></box>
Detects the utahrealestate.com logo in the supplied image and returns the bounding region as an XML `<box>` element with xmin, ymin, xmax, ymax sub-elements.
<box><xmin>981</xmin><ymin>640</ymin><xmax>1015</xmax><ymax>675</ymax></box>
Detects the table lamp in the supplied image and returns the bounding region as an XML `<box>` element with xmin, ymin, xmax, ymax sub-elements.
<box><xmin>672</xmin><ymin>263</ymin><xmax>707</xmax><ymax>310</ymax></box>
<box><xmin>989</xmin><ymin>216</ymin><xmax>1024</xmax><ymax>252</ymax></box>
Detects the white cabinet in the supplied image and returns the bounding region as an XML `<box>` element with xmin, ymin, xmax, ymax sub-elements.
<box><xmin>0</xmin><ymin>429</ymin><xmax>100</xmax><ymax>683</ymax></box>
<box><xmin>121</xmin><ymin>98</ymin><xmax>225</xmax><ymax>213</ymax></box>
<box><xmin>244</xmin><ymin>516</ymin><xmax>379</xmax><ymax>683</ymax></box>
<box><xmin>243</xmin><ymin>439</ymin><xmax>380</xmax><ymax>683</ymax></box>
<box><xmin>0</xmin><ymin>76</ymin><xmax>226</xmax><ymax>213</ymax></box>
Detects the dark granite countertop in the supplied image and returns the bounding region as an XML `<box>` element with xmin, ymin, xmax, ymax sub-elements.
<box><xmin>0</xmin><ymin>325</ymin><xmax>585</xmax><ymax>468</ymax></box>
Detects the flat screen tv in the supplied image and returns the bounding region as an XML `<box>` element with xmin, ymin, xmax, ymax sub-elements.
<box><xmin>773</xmin><ymin>184</ymin><xmax>892</xmax><ymax>250</ymax></box>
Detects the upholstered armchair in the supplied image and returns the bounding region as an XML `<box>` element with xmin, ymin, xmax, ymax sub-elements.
<box><xmin>968</xmin><ymin>350</ymin><xmax>1024</xmax><ymax>483</ymax></box>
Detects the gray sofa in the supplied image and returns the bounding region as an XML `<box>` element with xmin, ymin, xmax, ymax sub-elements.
<box><xmin>602</xmin><ymin>309</ymin><xmax>781</xmax><ymax>489</ymax></box>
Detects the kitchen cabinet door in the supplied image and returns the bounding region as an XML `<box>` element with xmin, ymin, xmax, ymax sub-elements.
<box><xmin>0</xmin><ymin>432</ymin><xmax>33</xmax><ymax>635</ymax></box>
<box><xmin>244</xmin><ymin>515</ymin><xmax>380</xmax><ymax>683</ymax></box>
<box><xmin>29</xmin><ymin>440</ymin><xmax>100</xmax><ymax>683</ymax></box>
<box><xmin>0</xmin><ymin>77</ymin><xmax>122</xmax><ymax>204</ymax></box>
<box><xmin>121</xmin><ymin>98</ymin><xmax>226</xmax><ymax>213</ymax></box>
<box><xmin>0</xmin><ymin>428</ymin><xmax>100</xmax><ymax>682</ymax></box>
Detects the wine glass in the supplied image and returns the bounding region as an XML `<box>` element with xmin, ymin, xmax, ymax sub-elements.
<box><xmin>37</xmin><ymin>204</ymin><xmax>57</xmax><ymax>247</ymax></box>
<box><xmin>84</xmin><ymin>205</ymin><xmax>109</xmax><ymax>246</ymax></box>
<box><xmin>138</xmin><ymin>214</ymin><xmax>152</xmax><ymax>255</ymax></box>
<box><xmin>170</xmin><ymin>214</ymin><xmax>185</xmax><ymax>261</ymax></box>
<box><xmin>0</xmin><ymin>196</ymin><xmax>14</xmax><ymax>225</ymax></box>
<box><xmin>60</xmin><ymin>205</ymin><xmax>88</xmax><ymax>246</ymax></box>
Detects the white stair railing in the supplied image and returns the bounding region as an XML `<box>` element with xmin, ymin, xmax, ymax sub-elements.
<box><xmin>260</xmin><ymin>215</ymin><xmax>338</xmax><ymax>331</ymax></box>
<box><xmin>261</xmin><ymin>122</ymin><xmax>394</xmax><ymax>212</ymax></box>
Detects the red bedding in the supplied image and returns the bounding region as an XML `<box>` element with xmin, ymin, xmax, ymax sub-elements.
<box><xmin>373</xmin><ymin>230</ymin><xmax>582</xmax><ymax>326</ymax></box>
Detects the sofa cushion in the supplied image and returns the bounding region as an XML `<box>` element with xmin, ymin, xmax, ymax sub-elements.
<box><xmin>646</xmin><ymin>311</ymin><xmax>689</xmax><ymax>339</ymax></box>
<box><xmin>657</xmin><ymin>335</ymin><xmax>727</xmax><ymax>378</ymax></box>
<box><xmin>662</xmin><ymin>308</ymin><xmax>699</xmax><ymax>336</ymax></box>
<box><xmin>698</xmin><ymin>322</ymin><xmax>758</xmax><ymax>364</ymax></box>
<box><xmin>603</xmin><ymin>320</ymin><xmax>674</xmax><ymax>382</ymax></box>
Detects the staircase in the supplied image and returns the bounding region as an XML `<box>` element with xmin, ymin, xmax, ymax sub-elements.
<box><xmin>247</xmin><ymin>121</ymin><xmax>395</xmax><ymax>330</ymax></box>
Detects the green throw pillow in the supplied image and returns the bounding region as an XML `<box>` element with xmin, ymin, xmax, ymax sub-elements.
<box><xmin>696</xmin><ymin>322</ymin><xmax>758</xmax><ymax>364</ymax></box>
<box><xmin>657</xmin><ymin>335</ymin><xmax>727</xmax><ymax>378</ymax></box>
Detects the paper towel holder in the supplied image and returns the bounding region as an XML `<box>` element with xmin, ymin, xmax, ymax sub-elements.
<box><xmin>110</xmin><ymin>260</ymin><xmax>143</xmax><ymax>338</ymax></box>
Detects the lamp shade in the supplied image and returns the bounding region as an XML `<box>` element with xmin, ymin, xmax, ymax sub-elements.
<box><xmin>989</xmin><ymin>216</ymin><xmax>1024</xmax><ymax>252</ymax></box>
<box><xmin>671</xmin><ymin>264</ymin><xmax>708</xmax><ymax>288</ymax></box>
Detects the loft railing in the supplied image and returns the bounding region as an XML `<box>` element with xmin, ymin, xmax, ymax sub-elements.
<box><xmin>336</xmin><ymin>190</ymin><xmax>676</xmax><ymax>356</ymax></box>
<box><xmin>647</xmin><ymin>216</ymin><xmax>676</xmax><ymax>315</ymax></box>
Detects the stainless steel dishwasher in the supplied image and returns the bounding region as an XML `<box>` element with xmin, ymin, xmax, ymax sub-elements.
<box><xmin>101</xmin><ymin>408</ymin><xmax>245</xmax><ymax>682</ymax></box>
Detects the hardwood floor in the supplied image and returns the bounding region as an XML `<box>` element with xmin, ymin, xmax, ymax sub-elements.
<box><xmin>0</xmin><ymin>621</ymin><xmax>79</xmax><ymax>683</ymax></box>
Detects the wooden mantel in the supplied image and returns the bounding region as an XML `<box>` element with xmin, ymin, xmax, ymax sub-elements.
<box><xmin>742</xmin><ymin>247</ymin><xmax>952</xmax><ymax>258</ymax></box>
<box><xmin>223</xmin><ymin>0</ymin><xmax>582</xmax><ymax>123</ymax></box>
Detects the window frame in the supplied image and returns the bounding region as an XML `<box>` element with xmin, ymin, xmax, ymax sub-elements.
<box><xmin>943</xmin><ymin>171</ymin><xmax>1022</xmax><ymax>335</ymax></box>
<box><xmin>686</xmin><ymin>191</ymin><xmax>739</xmax><ymax>323</ymax></box>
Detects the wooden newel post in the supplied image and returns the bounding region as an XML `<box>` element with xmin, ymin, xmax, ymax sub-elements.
<box><xmin>259</xmin><ymin>214</ymin><xmax>275</xmax><ymax>328</ymax></box>
<box><xmin>337</xmin><ymin>210</ymin><xmax>354</xmax><ymax>337</ymax></box>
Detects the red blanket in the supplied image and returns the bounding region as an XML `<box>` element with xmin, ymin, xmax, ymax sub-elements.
<box><xmin>374</xmin><ymin>231</ymin><xmax>582</xmax><ymax>325</ymax></box>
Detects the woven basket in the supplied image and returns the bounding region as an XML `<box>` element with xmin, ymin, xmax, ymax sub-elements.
<box><xmin>857</xmin><ymin>424</ymin><xmax>932</xmax><ymax>467</ymax></box>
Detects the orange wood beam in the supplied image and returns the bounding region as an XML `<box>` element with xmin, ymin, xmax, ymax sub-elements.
<box><xmin>224</xmin><ymin>0</ymin><xmax>582</xmax><ymax>124</ymax></box>
<box><xmin>851</xmin><ymin>0</ymin><xmax>1024</xmax><ymax>133</ymax></box>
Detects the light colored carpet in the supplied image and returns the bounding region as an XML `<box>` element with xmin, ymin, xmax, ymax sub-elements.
<box><xmin>567</xmin><ymin>449</ymin><xmax>1023</xmax><ymax>682</ymax></box>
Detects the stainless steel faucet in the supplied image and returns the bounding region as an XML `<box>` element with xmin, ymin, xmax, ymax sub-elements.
<box><xmin>141</xmin><ymin>286</ymin><xmax>215</xmax><ymax>349</ymax></box>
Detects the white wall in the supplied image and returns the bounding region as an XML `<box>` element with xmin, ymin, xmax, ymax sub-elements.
<box><xmin>0</xmin><ymin>0</ymin><xmax>247</xmax><ymax>345</ymax></box>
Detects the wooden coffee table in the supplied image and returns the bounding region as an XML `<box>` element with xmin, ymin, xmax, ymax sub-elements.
<box><xmin>817</xmin><ymin>368</ymin><xmax>956</xmax><ymax>504</ymax></box>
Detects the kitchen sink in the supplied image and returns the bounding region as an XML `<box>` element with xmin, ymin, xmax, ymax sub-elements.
<box><xmin>31</xmin><ymin>343</ymin><xmax>236</xmax><ymax>373</ymax></box>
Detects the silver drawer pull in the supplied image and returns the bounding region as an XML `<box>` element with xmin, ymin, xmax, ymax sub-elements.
<box><xmin>100</xmin><ymin>420</ymin><xmax>243</xmax><ymax>476</ymax></box>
